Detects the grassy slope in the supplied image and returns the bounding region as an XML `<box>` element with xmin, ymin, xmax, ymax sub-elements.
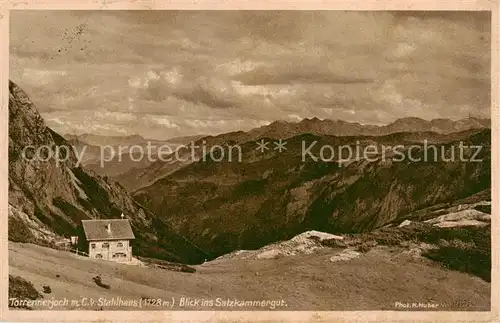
<box><xmin>9</xmin><ymin>242</ymin><xmax>490</xmax><ymax>311</ymax></box>
<box><xmin>323</xmin><ymin>223</ymin><xmax>491</xmax><ymax>282</ymax></box>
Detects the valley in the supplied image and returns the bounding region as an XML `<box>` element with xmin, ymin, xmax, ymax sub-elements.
<box><xmin>7</xmin><ymin>79</ymin><xmax>492</xmax><ymax>312</ymax></box>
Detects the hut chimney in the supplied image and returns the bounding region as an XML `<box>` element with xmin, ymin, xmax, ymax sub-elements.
<box><xmin>106</xmin><ymin>223</ymin><xmax>111</xmax><ymax>233</ymax></box>
<box><xmin>121</xmin><ymin>213</ymin><xmax>125</xmax><ymax>219</ymax></box>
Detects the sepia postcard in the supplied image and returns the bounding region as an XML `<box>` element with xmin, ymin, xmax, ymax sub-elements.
<box><xmin>1</xmin><ymin>1</ymin><xmax>498</xmax><ymax>322</ymax></box>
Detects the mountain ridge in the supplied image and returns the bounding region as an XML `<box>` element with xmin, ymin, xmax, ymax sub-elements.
<box><xmin>114</xmin><ymin>116</ymin><xmax>490</xmax><ymax>191</ymax></box>
<box><xmin>63</xmin><ymin>116</ymin><xmax>491</xmax><ymax>146</ymax></box>
<box><xmin>8</xmin><ymin>80</ymin><xmax>208</xmax><ymax>264</ymax></box>
<box><xmin>248</xmin><ymin>116</ymin><xmax>490</xmax><ymax>139</ymax></box>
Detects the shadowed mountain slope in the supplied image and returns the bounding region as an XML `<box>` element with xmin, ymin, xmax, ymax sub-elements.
<box><xmin>134</xmin><ymin>129</ymin><xmax>490</xmax><ymax>259</ymax></box>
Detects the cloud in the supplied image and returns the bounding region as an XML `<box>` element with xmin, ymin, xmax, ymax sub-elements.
<box><xmin>144</xmin><ymin>115</ymin><xmax>180</xmax><ymax>129</ymax></box>
<box><xmin>94</xmin><ymin>111</ymin><xmax>137</xmax><ymax>123</ymax></box>
<box><xmin>22</xmin><ymin>68</ymin><xmax>68</xmax><ymax>85</ymax></box>
<box><xmin>10</xmin><ymin>11</ymin><xmax>491</xmax><ymax>139</ymax></box>
<box><xmin>134</xmin><ymin>68</ymin><xmax>250</xmax><ymax>110</ymax></box>
<box><xmin>233</xmin><ymin>67</ymin><xmax>374</xmax><ymax>86</ymax></box>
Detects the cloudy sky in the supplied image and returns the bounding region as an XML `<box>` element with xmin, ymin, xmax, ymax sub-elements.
<box><xmin>10</xmin><ymin>11</ymin><xmax>490</xmax><ymax>140</ymax></box>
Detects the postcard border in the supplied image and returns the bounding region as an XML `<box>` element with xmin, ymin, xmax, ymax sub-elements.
<box><xmin>1</xmin><ymin>1</ymin><xmax>498</xmax><ymax>322</ymax></box>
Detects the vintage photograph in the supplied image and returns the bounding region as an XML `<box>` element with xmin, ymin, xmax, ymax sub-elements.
<box><xmin>8</xmin><ymin>10</ymin><xmax>491</xmax><ymax>311</ymax></box>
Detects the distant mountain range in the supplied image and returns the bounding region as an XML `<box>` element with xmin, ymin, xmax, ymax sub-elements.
<box><xmin>63</xmin><ymin>133</ymin><xmax>206</xmax><ymax>148</ymax></box>
<box><xmin>64</xmin><ymin>116</ymin><xmax>490</xmax><ymax>149</ymax></box>
<box><xmin>247</xmin><ymin>116</ymin><xmax>490</xmax><ymax>139</ymax></box>
<box><xmin>61</xmin><ymin>133</ymin><xmax>206</xmax><ymax>176</ymax></box>
<box><xmin>113</xmin><ymin>116</ymin><xmax>490</xmax><ymax>191</ymax></box>
<box><xmin>62</xmin><ymin>133</ymin><xmax>207</xmax><ymax>176</ymax></box>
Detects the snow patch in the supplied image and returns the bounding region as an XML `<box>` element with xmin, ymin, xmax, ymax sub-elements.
<box><xmin>424</xmin><ymin>209</ymin><xmax>490</xmax><ymax>228</ymax></box>
<box><xmin>432</xmin><ymin>219</ymin><xmax>489</xmax><ymax>228</ymax></box>
<box><xmin>398</xmin><ymin>219</ymin><xmax>412</xmax><ymax>228</ymax></box>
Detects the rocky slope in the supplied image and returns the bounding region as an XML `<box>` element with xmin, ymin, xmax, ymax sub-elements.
<box><xmin>8</xmin><ymin>80</ymin><xmax>208</xmax><ymax>264</ymax></box>
<box><xmin>211</xmin><ymin>196</ymin><xmax>491</xmax><ymax>283</ymax></box>
<box><xmin>134</xmin><ymin>128</ymin><xmax>491</xmax><ymax>259</ymax></box>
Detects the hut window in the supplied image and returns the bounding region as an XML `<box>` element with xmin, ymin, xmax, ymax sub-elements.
<box><xmin>117</xmin><ymin>242</ymin><xmax>123</xmax><ymax>247</ymax></box>
<box><xmin>102</xmin><ymin>242</ymin><xmax>109</xmax><ymax>248</ymax></box>
<box><xmin>96</xmin><ymin>254</ymin><xmax>103</xmax><ymax>259</ymax></box>
<box><xmin>91</xmin><ymin>243</ymin><xmax>96</xmax><ymax>249</ymax></box>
